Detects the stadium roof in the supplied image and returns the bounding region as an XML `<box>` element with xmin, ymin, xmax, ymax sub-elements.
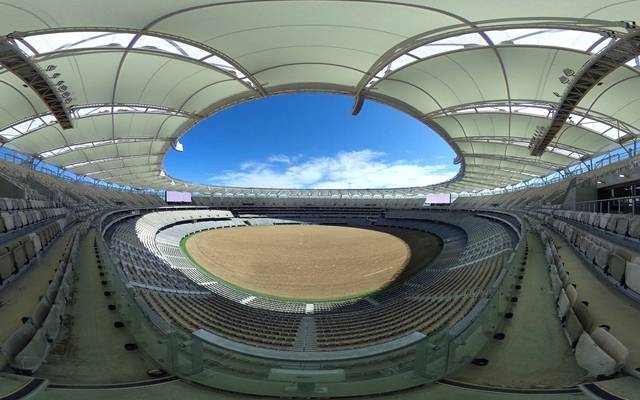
<box><xmin>0</xmin><ymin>1</ymin><xmax>639</xmax><ymax>197</ymax></box>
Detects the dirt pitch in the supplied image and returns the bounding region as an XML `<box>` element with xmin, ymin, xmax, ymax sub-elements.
<box><xmin>184</xmin><ymin>224</ymin><xmax>440</xmax><ymax>301</ymax></box>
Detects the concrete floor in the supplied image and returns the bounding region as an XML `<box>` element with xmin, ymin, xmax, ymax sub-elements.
<box><xmin>546</xmin><ymin>228</ymin><xmax>640</xmax><ymax>371</ymax></box>
<box><xmin>35</xmin><ymin>229</ymin><xmax>156</xmax><ymax>383</ymax></box>
<box><xmin>0</xmin><ymin>373</ymin><xmax>37</xmax><ymax>397</ymax></box>
<box><xmin>0</xmin><ymin>226</ymin><xmax>78</xmax><ymax>342</ymax></box>
<box><xmin>586</xmin><ymin>376</ymin><xmax>640</xmax><ymax>400</ymax></box>
<box><xmin>32</xmin><ymin>379</ymin><xmax>589</xmax><ymax>400</ymax></box>
<box><xmin>452</xmin><ymin>231</ymin><xmax>586</xmax><ymax>388</ymax></box>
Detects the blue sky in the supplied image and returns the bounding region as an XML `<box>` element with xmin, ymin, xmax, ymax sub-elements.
<box><xmin>165</xmin><ymin>94</ymin><xmax>458</xmax><ymax>189</ymax></box>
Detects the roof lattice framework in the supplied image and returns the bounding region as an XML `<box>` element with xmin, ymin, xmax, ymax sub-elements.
<box><xmin>0</xmin><ymin>1</ymin><xmax>639</xmax><ymax>197</ymax></box>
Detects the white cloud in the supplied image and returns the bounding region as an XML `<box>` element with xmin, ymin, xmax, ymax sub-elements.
<box><xmin>267</xmin><ymin>154</ymin><xmax>291</xmax><ymax>164</ymax></box>
<box><xmin>209</xmin><ymin>149</ymin><xmax>458</xmax><ymax>189</ymax></box>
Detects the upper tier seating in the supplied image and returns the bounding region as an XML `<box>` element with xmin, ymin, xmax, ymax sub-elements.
<box><xmin>531</xmin><ymin>209</ymin><xmax>640</xmax><ymax>300</ymax></box>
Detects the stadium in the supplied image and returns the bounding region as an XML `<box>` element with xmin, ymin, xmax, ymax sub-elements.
<box><xmin>0</xmin><ymin>1</ymin><xmax>639</xmax><ymax>399</ymax></box>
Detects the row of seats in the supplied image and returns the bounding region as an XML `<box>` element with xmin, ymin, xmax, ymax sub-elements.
<box><xmin>0</xmin><ymin>227</ymin><xmax>82</xmax><ymax>373</ymax></box>
<box><xmin>546</xmin><ymin>209</ymin><xmax>640</xmax><ymax>240</ymax></box>
<box><xmin>0</xmin><ymin>198</ymin><xmax>62</xmax><ymax>211</ymax></box>
<box><xmin>547</xmin><ymin>217</ymin><xmax>640</xmax><ymax>297</ymax></box>
<box><xmin>0</xmin><ymin>221</ymin><xmax>66</xmax><ymax>287</ymax></box>
<box><xmin>537</xmin><ymin>227</ymin><xmax>629</xmax><ymax>377</ymax></box>
<box><xmin>0</xmin><ymin>159</ymin><xmax>165</xmax><ymax>210</ymax></box>
<box><xmin>0</xmin><ymin>207</ymin><xmax>66</xmax><ymax>234</ymax></box>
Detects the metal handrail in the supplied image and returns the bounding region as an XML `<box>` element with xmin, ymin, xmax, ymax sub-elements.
<box><xmin>576</xmin><ymin>194</ymin><xmax>640</xmax><ymax>215</ymax></box>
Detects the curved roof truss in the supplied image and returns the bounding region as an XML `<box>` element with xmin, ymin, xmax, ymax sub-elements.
<box><xmin>0</xmin><ymin>1</ymin><xmax>639</xmax><ymax>197</ymax></box>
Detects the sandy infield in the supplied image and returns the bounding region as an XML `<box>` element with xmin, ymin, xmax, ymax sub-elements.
<box><xmin>184</xmin><ymin>225</ymin><xmax>414</xmax><ymax>300</ymax></box>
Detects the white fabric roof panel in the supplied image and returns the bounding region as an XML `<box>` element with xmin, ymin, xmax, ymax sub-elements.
<box><xmin>4</xmin><ymin>113</ymin><xmax>190</xmax><ymax>154</ymax></box>
<box><xmin>0</xmin><ymin>1</ymin><xmax>638</xmax><ymax>195</ymax></box>
<box><xmin>0</xmin><ymin>70</ymin><xmax>52</xmax><ymax>128</ymax></box>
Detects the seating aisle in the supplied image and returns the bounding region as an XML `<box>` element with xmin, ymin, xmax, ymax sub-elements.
<box><xmin>35</xmin><ymin>229</ymin><xmax>156</xmax><ymax>384</ymax></box>
<box><xmin>0</xmin><ymin>226</ymin><xmax>78</xmax><ymax>343</ymax></box>
<box><xmin>452</xmin><ymin>231</ymin><xmax>585</xmax><ymax>388</ymax></box>
<box><xmin>545</xmin><ymin>228</ymin><xmax>640</xmax><ymax>372</ymax></box>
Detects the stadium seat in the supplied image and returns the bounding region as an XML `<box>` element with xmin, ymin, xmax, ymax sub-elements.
<box><xmin>563</xmin><ymin>308</ymin><xmax>584</xmax><ymax>347</ymax></box>
<box><xmin>31</xmin><ymin>297</ymin><xmax>52</xmax><ymax>328</ymax></box>
<box><xmin>0</xmin><ymin>320</ymin><xmax>36</xmax><ymax>366</ymax></box>
<box><xmin>557</xmin><ymin>287</ymin><xmax>575</xmax><ymax>320</ymax></box>
<box><xmin>594</xmin><ymin>247</ymin><xmax>610</xmax><ymax>269</ymax></box>
<box><xmin>575</xmin><ymin>328</ymin><xmax>628</xmax><ymax>377</ymax></box>
<box><xmin>30</xmin><ymin>233</ymin><xmax>42</xmax><ymax>253</ymax></box>
<box><xmin>609</xmin><ymin>257</ymin><xmax>626</xmax><ymax>284</ymax></box>
<box><xmin>559</xmin><ymin>269</ymin><xmax>571</xmax><ymax>288</ymax></box>
<box><xmin>625</xmin><ymin>260</ymin><xmax>640</xmax><ymax>294</ymax></box>
<box><xmin>575</xmin><ymin>332</ymin><xmax>617</xmax><ymax>377</ymax></box>
<box><xmin>599</xmin><ymin>214</ymin><xmax>611</xmax><ymax>230</ymax></box>
<box><xmin>12</xmin><ymin>243</ymin><xmax>28</xmax><ymax>271</ymax></box>
<box><xmin>0</xmin><ymin>247</ymin><xmax>15</xmax><ymax>283</ymax></box>
<box><xmin>549</xmin><ymin>266</ymin><xmax>563</xmax><ymax>298</ymax></box>
<box><xmin>0</xmin><ymin>212</ymin><xmax>14</xmax><ymax>232</ymax></box>
<box><xmin>573</xmin><ymin>302</ymin><xmax>594</xmax><ymax>333</ymax></box>
<box><xmin>628</xmin><ymin>216</ymin><xmax>640</xmax><ymax>238</ymax></box>
<box><xmin>24</xmin><ymin>240</ymin><xmax>36</xmax><ymax>261</ymax></box>
<box><xmin>614</xmin><ymin>217</ymin><xmax>629</xmax><ymax>236</ymax></box>
<box><xmin>42</xmin><ymin>304</ymin><xmax>63</xmax><ymax>342</ymax></box>
<box><xmin>11</xmin><ymin>328</ymin><xmax>50</xmax><ymax>373</ymax></box>
<box><xmin>606</xmin><ymin>216</ymin><xmax>619</xmax><ymax>232</ymax></box>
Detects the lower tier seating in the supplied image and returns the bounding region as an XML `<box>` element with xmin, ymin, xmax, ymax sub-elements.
<box><xmin>0</xmin><ymin>222</ymin><xmax>86</xmax><ymax>373</ymax></box>
<box><xmin>105</xmin><ymin>209</ymin><xmax>514</xmax><ymax>351</ymax></box>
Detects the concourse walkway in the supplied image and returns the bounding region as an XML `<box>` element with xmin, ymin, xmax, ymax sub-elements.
<box><xmin>452</xmin><ymin>231</ymin><xmax>585</xmax><ymax>388</ymax></box>
<box><xmin>35</xmin><ymin>229</ymin><xmax>155</xmax><ymax>384</ymax></box>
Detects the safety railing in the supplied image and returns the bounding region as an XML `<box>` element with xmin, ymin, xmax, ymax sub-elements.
<box><xmin>0</xmin><ymin>148</ymin><xmax>162</xmax><ymax>195</ymax></box>
<box><xmin>458</xmin><ymin>145</ymin><xmax>637</xmax><ymax>198</ymax></box>
<box><xmin>576</xmin><ymin>195</ymin><xmax>640</xmax><ymax>215</ymax></box>
<box><xmin>95</xmin><ymin>213</ymin><xmax>525</xmax><ymax>398</ymax></box>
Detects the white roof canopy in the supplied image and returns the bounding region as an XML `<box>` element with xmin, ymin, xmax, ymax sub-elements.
<box><xmin>0</xmin><ymin>1</ymin><xmax>639</xmax><ymax>196</ymax></box>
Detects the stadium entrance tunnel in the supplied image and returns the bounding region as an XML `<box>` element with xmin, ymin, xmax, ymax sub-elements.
<box><xmin>163</xmin><ymin>93</ymin><xmax>459</xmax><ymax>191</ymax></box>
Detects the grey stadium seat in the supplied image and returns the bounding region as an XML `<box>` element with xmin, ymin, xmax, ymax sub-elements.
<box><xmin>575</xmin><ymin>328</ymin><xmax>629</xmax><ymax>377</ymax></box>
<box><xmin>615</xmin><ymin>217</ymin><xmax>629</xmax><ymax>236</ymax></box>
<box><xmin>0</xmin><ymin>320</ymin><xmax>36</xmax><ymax>368</ymax></box>
<box><xmin>628</xmin><ymin>216</ymin><xmax>640</xmax><ymax>239</ymax></box>
<box><xmin>549</xmin><ymin>266</ymin><xmax>563</xmax><ymax>298</ymax></box>
<box><xmin>599</xmin><ymin>214</ymin><xmax>612</xmax><ymax>230</ymax></box>
<box><xmin>42</xmin><ymin>304</ymin><xmax>63</xmax><ymax>342</ymax></box>
<box><xmin>564</xmin><ymin>308</ymin><xmax>584</xmax><ymax>347</ymax></box>
<box><xmin>625</xmin><ymin>259</ymin><xmax>640</xmax><ymax>294</ymax></box>
<box><xmin>31</xmin><ymin>297</ymin><xmax>51</xmax><ymax>328</ymax></box>
<box><xmin>606</xmin><ymin>216</ymin><xmax>619</xmax><ymax>232</ymax></box>
<box><xmin>595</xmin><ymin>246</ymin><xmax>610</xmax><ymax>269</ymax></box>
<box><xmin>11</xmin><ymin>328</ymin><xmax>50</xmax><ymax>373</ymax></box>
<box><xmin>573</xmin><ymin>302</ymin><xmax>594</xmax><ymax>333</ymax></box>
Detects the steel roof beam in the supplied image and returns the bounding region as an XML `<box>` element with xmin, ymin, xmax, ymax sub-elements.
<box><xmin>0</xmin><ymin>38</ymin><xmax>72</xmax><ymax>129</ymax></box>
<box><xmin>468</xmin><ymin>153</ymin><xmax>565</xmax><ymax>171</ymax></box>
<box><xmin>529</xmin><ymin>29</ymin><xmax>640</xmax><ymax>156</ymax></box>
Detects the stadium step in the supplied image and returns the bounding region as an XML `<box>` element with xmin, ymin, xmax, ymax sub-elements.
<box><xmin>0</xmin><ymin>373</ymin><xmax>47</xmax><ymax>400</ymax></box>
<box><xmin>580</xmin><ymin>376</ymin><xmax>640</xmax><ymax>400</ymax></box>
<box><xmin>293</xmin><ymin>316</ymin><xmax>317</xmax><ymax>351</ymax></box>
